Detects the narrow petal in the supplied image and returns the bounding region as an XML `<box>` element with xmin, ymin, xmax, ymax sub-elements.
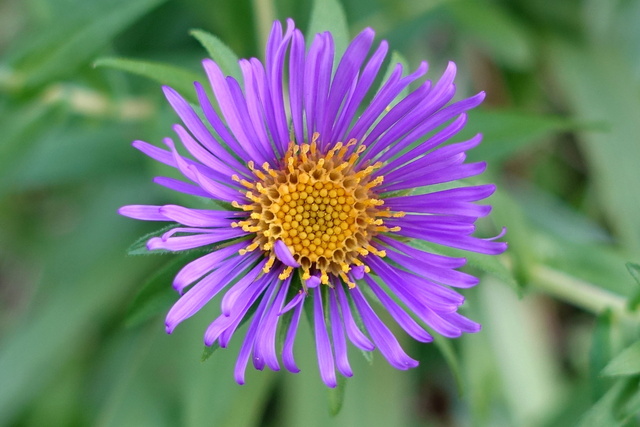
<box><xmin>329</xmin><ymin>288</ymin><xmax>353</xmax><ymax>377</ymax></box>
<box><xmin>153</xmin><ymin>176</ymin><xmax>212</xmax><ymax>198</ymax></box>
<box><xmin>274</xmin><ymin>240</ymin><xmax>300</xmax><ymax>267</ymax></box>
<box><xmin>234</xmin><ymin>277</ymin><xmax>279</xmax><ymax>385</ymax></box>
<box><xmin>253</xmin><ymin>277</ymin><xmax>291</xmax><ymax>371</ymax></box>
<box><xmin>159</xmin><ymin>205</ymin><xmax>240</xmax><ymax>227</ymax></box>
<box><xmin>147</xmin><ymin>228</ymin><xmax>245</xmax><ymax>252</ymax></box>
<box><xmin>172</xmin><ymin>240</ymin><xmax>248</xmax><ymax>292</ymax></box>
<box><xmin>350</xmin><ymin>287</ymin><xmax>419</xmax><ymax>370</ymax></box>
<box><xmin>282</xmin><ymin>293</ymin><xmax>304</xmax><ymax>373</ymax></box>
<box><xmin>313</xmin><ymin>287</ymin><xmax>337</xmax><ymax>387</ymax></box>
<box><xmin>118</xmin><ymin>205</ymin><xmax>164</xmax><ymax>221</ymax></box>
<box><xmin>335</xmin><ymin>283</ymin><xmax>374</xmax><ymax>351</ymax></box>
<box><xmin>165</xmin><ymin>252</ymin><xmax>256</xmax><ymax>332</ymax></box>
<box><xmin>363</xmin><ymin>275</ymin><xmax>433</xmax><ymax>343</ymax></box>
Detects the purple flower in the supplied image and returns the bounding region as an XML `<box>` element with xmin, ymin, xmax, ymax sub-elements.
<box><xmin>119</xmin><ymin>19</ymin><xmax>507</xmax><ymax>387</ymax></box>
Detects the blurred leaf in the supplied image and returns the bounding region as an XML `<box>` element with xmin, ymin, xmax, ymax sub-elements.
<box><xmin>124</xmin><ymin>252</ymin><xmax>203</xmax><ymax>328</ymax></box>
<box><xmin>479</xmin><ymin>277</ymin><xmax>562</xmax><ymax>426</ymax></box>
<box><xmin>446</xmin><ymin>0</ymin><xmax>533</xmax><ymax>69</ymax></box>
<box><xmin>590</xmin><ymin>310</ymin><xmax>614</xmax><ymax>400</ymax></box>
<box><xmin>535</xmin><ymin>234</ymin><xmax>635</xmax><ymax>298</ymax></box>
<box><xmin>463</xmin><ymin>109</ymin><xmax>588</xmax><ymax>164</ymax></box>
<box><xmin>602</xmin><ymin>341</ymin><xmax>640</xmax><ymax>377</ymax></box>
<box><xmin>307</xmin><ymin>0</ymin><xmax>349</xmax><ymax>58</ymax></box>
<box><xmin>548</xmin><ymin>39</ymin><xmax>640</xmax><ymax>253</ymax></box>
<box><xmin>327</xmin><ymin>375</ymin><xmax>346</xmax><ymax>416</ymax></box>
<box><xmin>190</xmin><ymin>29</ymin><xmax>242</xmax><ymax>83</ymax></box>
<box><xmin>0</xmin><ymin>102</ymin><xmax>63</xmax><ymax>192</ymax></box>
<box><xmin>509</xmin><ymin>179</ymin><xmax>611</xmax><ymax>245</ymax></box>
<box><xmin>95</xmin><ymin>57</ymin><xmax>203</xmax><ymax>104</ymax></box>
<box><xmin>7</xmin><ymin>0</ymin><xmax>167</xmax><ymax>88</ymax></box>
<box><xmin>432</xmin><ymin>333</ymin><xmax>464</xmax><ymax>395</ymax></box>
<box><xmin>627</xmin><ymin>263</ymin><xmax>640</xmax><ymax>286</ymax></box>
<box><xmin>579</xmin><ymin>378</ymin><xmax>638</xmax><ymax>427</ymax></box>
<box><xmin>627</xmin><ymin>263</ymin><xmax>640</xmax><ymax>310</ymax></box>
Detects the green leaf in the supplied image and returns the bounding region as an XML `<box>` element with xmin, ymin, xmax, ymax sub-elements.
<box><xmin>127</xmin><ymin>224</ymin><xmax>180</xmax><ymax>255</ymax></box>
<box><xmin>602</xmin><ymin>341</ymin><xmax>640</xmax><ymax>377</ymax></box>
<box><xmin>432</xmin><ymin>334</ymin><xmax>464</xmax><ymax>395</ymax></box>
<box><xmin>447</xmin><ymin>0</ymin><xmax>533</xmax><ymax>69</ymax></box>
<box><xmin>548</xmin><ymin>39</ymin><xmax>640</xmax><ymax>253</ymax></box>
<box><xmin>579</xmin><ymin>378</ymin><xmax>638</xmax><ymax>427</ymax></box>
<box><xmin>94</xmin><ymin>57</ymin><xmax>203</xmax><ymax>104</ymax></box>
<box><xmin>590</xmin><ymin>310</ymin><xmax>614</xmax><ymax>399</ymax></box>
<box><xmin>7</xmin><ymin>0</ymin><xmax>167</xmax><ymax>89</ymax></box>
<box><xmin>124</xmin><ymin>252</ymin><xmax>202</xmax><ymax>327</ymax></box>
<box><xmin>327</xmin><ymin>375</ymin><xmax>346</xmax><ymax>416</ymax></box>
<box><xmin>462</xmin><ymin>109</ymin><xmax>588</xmax><ymax>164</ymax></box>
<box><xmin>307</xmin><ymin>0</ymin><xmax>349</xmax><ymax>59</ymax></box>
<box><xmin>190</xmin><ymin>29</ymin><xmax>243</xmax><ymax>83</ymax></box>
<box><xmin>627</xmin><ymin>263</ymin><xmax>640</xmax><ymax>310</ymax></box>
<box><xmin>201</xmin><ymin>343</ymin><xmax>221</xmax><ymax>362</ymax></box>
<box><xmin>627</xmin><ymin>263</ymin><xmax>640</xmax><ymax>286</ymax></box>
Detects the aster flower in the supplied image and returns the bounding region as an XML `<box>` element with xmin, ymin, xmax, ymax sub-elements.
<box><xmin>119</xmin><ymin>19</ymin><xmax>507</xmax><ymax>387</ymax></box>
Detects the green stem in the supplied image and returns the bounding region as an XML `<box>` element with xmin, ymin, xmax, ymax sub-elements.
<box><xmin>530</xmin><ymin>265</ymin><xmax>639</xmax><ymax>322</ymax></box>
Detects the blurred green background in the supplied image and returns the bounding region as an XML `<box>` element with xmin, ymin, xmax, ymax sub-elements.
<box><xmin>2</xmin><ymin>0</ymin><xmax>640</xmax><ymax>425</ymax></box>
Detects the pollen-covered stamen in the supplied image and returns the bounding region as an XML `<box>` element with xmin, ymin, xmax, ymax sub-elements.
<box><xmin>233</xmin><ymin>133</ymin><xmax>402</xmax><ymax>284</ymax></box>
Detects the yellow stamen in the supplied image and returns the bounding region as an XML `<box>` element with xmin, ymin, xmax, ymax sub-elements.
<box><xmin>230</xmin><ymin>137</ymin><xmax>404</xmax><ymax>287</ymax></box>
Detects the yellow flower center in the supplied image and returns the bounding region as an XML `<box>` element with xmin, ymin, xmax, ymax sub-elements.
<box><xmin>232</xmin><ymin>134</ymin><xmax>402</xmax><ymax>287</ymax></box>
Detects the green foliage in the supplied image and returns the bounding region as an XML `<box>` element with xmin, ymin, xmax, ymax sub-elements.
<box><xmin>190</xmin><ymin>29</ymin><xmax>243</xmax><ymax>82</ymax></box>
<box><xmin>95</xmin><ymin>57</ymin><xmax>203</xmax><ymax>104</ymax></box>
<box><xmin>307</xmin><ymin>0</ymin><xmax>349</xmax><ymax>57</ymax></box>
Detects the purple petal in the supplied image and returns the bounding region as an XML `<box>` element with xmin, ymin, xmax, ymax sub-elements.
<box><xmin>362</xmin><ymin>275</ymin><xmax>433</xmax><ymax>343</ymax></box>
<box><xmin>376</xmin><ymin>235</ymin><xmax>466</xmax><ymax>268</ymax></box>
<box><xmin>313</xmin><ymin>287</ymin><xmax>337</xmax><ymax>387</ymax></box>
<box><xmin>118</xmin><ymin>205</ymin><xmax>164</xmax><ymax>221</ymax></box>
<box><xmin>335</xmin><ymin>282</ymin><xmax>374</xmax><ymax>351</ymax></box>
<box><xmin>282</xmin><ymin>291</ymin><xmax>304</xmax><ymax>373</ymax></box>
<box><xmin>348</xmin><ymin>61</ymin><xmax>428</xmax><ymax>143</ymax></box>
<box><xmin>331</xmin><ymin>40</ymin><xmax>388</xmax><ymax>142</ymax></box>
<box><xmin>153</xmin><ymin>176</ymin><xmax>212</xmax><ymax>198</ymax></box>
<box><xmin>350</xmin><ymin>286</ymin><xmax>419</xmax><ymax>370</ymax></box>
<box><xmin>194</xmin><ymin>81</ymin><xmax>251</xmax><ymax>166</ymax></box>
<box><xmin>321</xmin><ymin>28</ymin><xmax>375</xmax><ymax>140</ymax></box>
<box><xmin>289</xmin><ymin>29</ymin><xmax>306</xmax><ymax>145</ymax></box>
<box><xmin>159</xmin><ymin>205</ymin><xmax>240</xmax><ymax>227</ymax></box>
<box><xmin>202</xmin><ymin>59</ymin><xmax>267</xmax><ymax>165</ymax></box>
<box><xmin>172</xmin><ymin>240</ymin><xmax>248</xmax><ymax>292</ymax></box>
<box><xmin>329</xmin><ymin>288</ymin><xmax>353</xmax><ymax>377</ymax></box>
<box><xmin>253</xmin><ymin>277</ymin><xmax>291</xmax><ymax>371</ymax></box>
<box><xmin>165</xmin><ymin>252</ymin><xmax>256</xmax><ymax>333</ymax></box>
<box><xmin>273</xmin><ymin>240</ymin><xmax>300</xmax><ymax>267</ymax></box>
<box><xmin>234</xmin><ymin>276</ymin><xmax>279</xmax><ymax>385</ymax></box>
<box><xmin>146</xmin><ymin>228</ymin><xmax>245</xmax><ymax>252</ymax></box>
<box><xmin>376</xmin><ymin>114</ymin><xmax>469</xmax><ymax>176</ymax></box>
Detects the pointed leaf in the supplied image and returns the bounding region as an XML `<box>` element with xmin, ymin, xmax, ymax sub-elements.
<box><xmin>602</xmin><ymin>341</ymin><xmax>640</xmax><ymax>377</ymax></box>
<box><xmin>127</xmin><ymin>224</ymin><xmax>180</xmax><ymax>255</ymax></box>
<box><xmin>125</xmin><ymin>252</ymin><xmax>202</xmax><ymax>327</ymax></box>
<box><xmin>307</xmin><ymin>0</ymin><xmax>349</xmax><ymax>58</ymax></box>
<box><xmin>190</xmin><ymin>29</ymin><xmax>242</xmax><ymax>83</ymax></box>
<box><xmin>95</xmin><ymin>57</ymin><xmax>202</xmax><ymax>104</ymax></box>
<box><xmin>8</xmin><ymin>0</ymin><xmax>167</xmax><ymax>88</ymax></box>
<box><xmin>327</xmin><ymin>375</ymin><xmax>346</xmax><ymax>416</ymax></box>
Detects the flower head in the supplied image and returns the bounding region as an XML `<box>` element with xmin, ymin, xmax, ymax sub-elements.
<box><xmin>119</xmin><ymin>19</ymin><xmax>507</xmax><ymax>387</ymax></box>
